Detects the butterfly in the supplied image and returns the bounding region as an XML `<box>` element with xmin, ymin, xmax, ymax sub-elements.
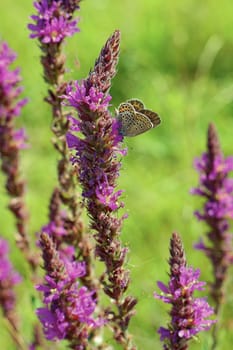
<box><xmin>116</xmin><ymin>99</ymin><xmax>161</xmax><ymax>137</ymax></box>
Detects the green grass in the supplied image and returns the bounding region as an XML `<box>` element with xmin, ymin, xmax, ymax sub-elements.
<box><xmin>1</xmin><ymin>0</ymin><xmax>233</xmax><ymax>349</ymax></box>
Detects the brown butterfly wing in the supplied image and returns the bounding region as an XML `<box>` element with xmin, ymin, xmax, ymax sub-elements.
<box><xmin>123</xmin><ymin>112</ymin><xmax>153</xmax><ymax>137</ymax></box>
<box><xmin>117</xmin><ymin>103</ymin><xmax>135</xmax><ymax>136</ymax></box>
<box><xmin>118</xmin><ymin>102</ymin><xmax>135</xmax><ymax>114</ymax></box>
<box><xmin>127</xmin><ymin>99</ymin><xmax>144</xmax><ymax>112</ymax></box>
<box><xmin>140</xmin><ymin>109</ymin><xmax>161</xmax><ymax>127</ymax></box>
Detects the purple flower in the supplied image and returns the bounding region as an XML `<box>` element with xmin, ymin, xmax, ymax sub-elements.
<box><xmin>0</xmin><ymin>39</ymin><xmax>27</xmax><ymax>153</ymax></box>
<box><xmin>29</xmin><ymin>0</ymin><xmax>95</xmax><ymax>318</ymax></box>
<box><xmin>37</xmin><ymin>232</ymin><xmax>104</xmax><ymax>347</ymax></box>
<box><xmin>191</xmin><ymin>123</ymin><xmax>233</xmax><ymax>312</ymax></box>
<box><xmin>65</xmin><ymin>81</ymin><xmax>112</xmax><ymax>113</ymax></box>
<box><xmin>39</xmin><ymin>188</ymin><xmax>85</xmax><ymax>266</ymax></box>
<box><xmin>41</xmin><ymin>218</ymin><xmax>77</xmax><ymax>262</ymax></box>
<box><xmin>0</xmin><ymin>41</ymin><xmax>27</xmax><ymax>140</ymax></box>
<box><xmin>63</xmin><ymin>80</ymin><xmax>125</xmax><ymax>214</ymax></box>
<box><xmin>154</xmin><ymin>233</ymin><xmax>215</xmax><ymax>350</ymax></box>
<box><xmin>28</xmin><ymin>1</ymin><xmax>80</xmax><ymax>44</ymax></box>
<box><xmin>0</xmin><ymin>42</ymin><xmax>37</xmax><ymax>270</ymax></box>
<box><xmin>63</xmin><ymin>30</ymin><xmax>137</xmax><ymax>347</ymax></box>
<box><xmin>28</xmin><ymin>1</ymin><xmax>81</xmax><ymax>86</ymax></box>
<box><xmin>28</xmin><ymin>0</ymin><xmax>85</xmax><ymax>269</ymax></box>
<box><xmin>0</xmin><ymin>237</ymin><xmax>21</xmax><ymax>316</ymax></box>
<box><xmin>191</xmin><ymin>153</ymin><xmax>233</xmax><ymax>221</ymax></box>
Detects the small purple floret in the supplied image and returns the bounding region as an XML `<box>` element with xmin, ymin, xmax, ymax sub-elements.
<box><xmin>28</xmin><ymin>1</ymin><xmax>80</xmax><ymax>43</ymax></box>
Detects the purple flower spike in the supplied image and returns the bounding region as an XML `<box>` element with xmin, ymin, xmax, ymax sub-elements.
<box><xmin>63</xmin><ymin>30</ymin><xmax>137</xmax><ymax>348</ymax></box>
<box><xmin>63</xmin><ymin>31</ymin><xmax>126</xmax><ymax>216</ymax></box>
<box><xmin>154</xmin><ymin>233</ymin><xmax>216</xmax><ymax>350</ymax></box>
<box><xmin>0</xmin><ymin>41</ymin><xmax>38</xmax><ymax>271</ymax></box>
<box><xmin>191</xmin><ymin>123</ymin><xmax>233</xmax><ymax>314</ymax></box>
<box><xmin>30</xmin><ymin>0</ymin><xmax>92</xmax><ymax>305</ymax></box>
<box><xmin>37</xmin><ymin>232</ymin><xmax>104</xmax><ymax>348</ymax></box>
<box><xmin>0</xmin><ymin>41</ymin><xmax>27</xmax><ymax>136</ymax></box>
<box><xmin>29</xmin><ymin>0</ymin><xmax>90</xmax><ymax>288</ymax></box>
<box><xmin>0</xmin><ymin>237</ymin><xmax>21</xmax><ymax>329</ymax></box>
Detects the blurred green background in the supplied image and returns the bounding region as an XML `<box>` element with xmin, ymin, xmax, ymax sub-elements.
<box><xmin>1</xmin><ymin>0</ymin><xmax>233</xmax><ymax>349</ymax></box>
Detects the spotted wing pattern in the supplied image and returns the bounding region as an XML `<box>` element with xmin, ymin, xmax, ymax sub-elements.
<box><xmin>118</xmin><ymin>102</ymin><xmax>135</xmax><ymax>114</ymax></box>
<box><xmin>117</xmin><ymin>103</ymin><xmax>135</xmax><ymax>136</ymax></box>
<box><xmin>127</xmin><ymin>99</ymin><xmax>144</xmax><ymax>111</ymax></box>
<box><xmin>117</xmin><ymin>99</ymin><xmax>161</xmax><ymax>137</ymax></box>
<box><xmin>126</xmin><ymin>112</ymin><xmax>153</xmax><ymax>137</ymax></box>
<box><xmin>119</xmin><ymin>112</ymin><xmax>153</xmax><ymax>137</ymax></box>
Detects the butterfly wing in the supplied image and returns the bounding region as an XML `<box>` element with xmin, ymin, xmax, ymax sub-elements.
<box><xmin>127</xmin><ymin>99</ymin><xmax>144</xmax><ymax>112</ymax></box>
<box><xmin>117</xmin><ymin>103</ymin><xmax>135</xmax><ymax>136</ymax></box>
<box><xmin>140</xmin><ymin>109</ymin><xmax>161</xmax><ymax>128</ymax></box>
<box><xmin>121</xmin><ymin>112</ymin><xmax>153</xmax><ymax>137</ymax></box>
<box><xmin>117</xmin><ymin>101</ymin><xmax>160</xmax><ymax>137</ymax></box>
<box><xmin>118</xmin><ymin>102</ymin><xmax>135</xmax><ymax>114</ymax></box>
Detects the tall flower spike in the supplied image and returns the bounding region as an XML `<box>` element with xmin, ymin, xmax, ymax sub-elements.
<box><xmin>154</xmin><ymin>233</ymin><xmax>216</xmax><ymax>350</ymax></box>
<box><xmin>0</xmin><ymin>237</ymin><xmax>24</xmax><ymax>348</ymax></box>
<box><xmin>64</xmin><ymin>30</ymin><xmax>137</xmax><ymax>349</ymax></box>
<box><xmin>0</xmin><ymin>41</ymin><xmax>38</xmax><ymax>270</ymax></box>
<box><xmin>191</xmin><ymin>123</ymin><xmax>233</xmax><ymax>311</ymax></box>
<box><xmin>191</xmin><ymin>123</ymin><xmax>233</xmax><ymax>349</ymax></box>
<box><xmin>29</xmin><ymin>1</ymin><xmax>89</xmax><ymax>282</ymax></box>
<box><xmin>37</xmin><ymin>232</ymin><xmax>104</xmax><ymax>348</ymax></box>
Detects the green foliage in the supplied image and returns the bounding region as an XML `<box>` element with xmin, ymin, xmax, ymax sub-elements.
<box><xmin>1</xmin><ymin>0</ymin><xmax>233</xmax><ymax>349</ymax></box>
